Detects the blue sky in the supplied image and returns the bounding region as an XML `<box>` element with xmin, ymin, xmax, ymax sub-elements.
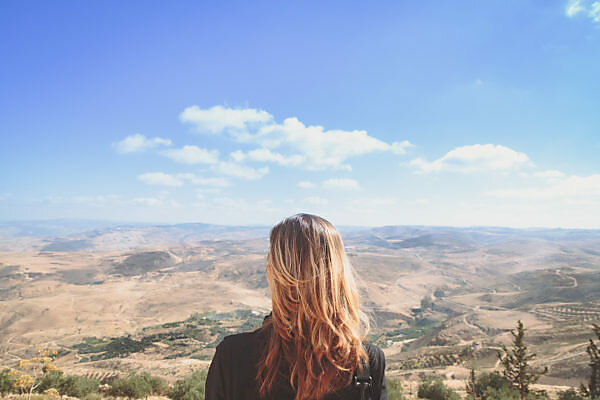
<box><xmin>1</xmin><ymin>0</ymin><xmax>599</xmax><ymax>228</ymax></box>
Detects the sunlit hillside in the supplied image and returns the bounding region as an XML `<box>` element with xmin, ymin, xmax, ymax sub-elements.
<box><xmin>1</xmin><ymin>220</ymin><xmax>599</xmax><ymax>395</ymax></box>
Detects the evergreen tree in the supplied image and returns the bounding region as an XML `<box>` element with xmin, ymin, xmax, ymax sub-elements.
<box><xmin>497</xmin><ymin>320</ymin><xmax>547</xmax><ymax>400</ymax></box>
<box><xmin>580</xmin><ymin>324</ymin><xmax>600</xmax><ymax>399</ymax></box>
<box><xmin>420</xmin><ymin>295</ymin><xmax>434</xmax><ymax>311</ymax></box>
<box><xmin>466</xmin><ymin>367</ymin><xmax>478</xmax><ymax>400</ymax></box>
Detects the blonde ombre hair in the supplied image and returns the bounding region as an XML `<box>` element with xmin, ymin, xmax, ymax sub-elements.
<box><xmin>257</xmin><ymin>213</ymin><xmax>369</xmax><ymax>400</ymax></box>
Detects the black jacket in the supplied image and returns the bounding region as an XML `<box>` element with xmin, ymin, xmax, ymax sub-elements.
<box><xmin>205</xmin><ymin>327</ymin><xmax>388</xmax><ymax>400</ymax></box>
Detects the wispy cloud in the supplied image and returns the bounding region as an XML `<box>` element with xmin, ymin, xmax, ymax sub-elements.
<box><xmin>131</xmin><ymin>197</ymin><xmax>163</xmax><ymax>206</ymax></box>
<box><xmin>297</xmin><ymin>180</ymin><xmax>315</xmax><ymax>189</ymax></box>
<box><xmin>177</xmin><ymin>173</ymin><xmax>231</xmax><ymax>187</ymax></box>
<box><xmin>43</xmin><ymin>194</ymin><xmax>120</xmax><ymax>207</ymax></box>
<box><xmin>565</xmin><ymin>0</ymin><xmax>600</xmax><ymax>22</ymax></box>
<box><xmin>114</xmin><ymin>133</ymin><xmax>172</xmax><ymax>153</ymax></box>
<box><xmin>180</xmin><ymin>105</ymin><xmax>272</xmax><ymax>134</ymax></box>
<box><xmin>213</xmin><ymin>162</ymin><xmax>269</xmax><ymax>180</ymax></box>
<box><xmin>591</xmin><ymin>1</ymin><xmax>600</xmax><ymax>21</ymax></box>
<box><xmin>322</xmin><ymin>178</ymin><xmax>361</xmax><ymax>190</ymax></box>
<box><xmin>567</xmin><ymin>0</ymin><xmax>585</xmax><ymax>16</ymax></box>
<box><xmin>138</xmin><ymin>172</ymin><xmax>183</xmax><ymax>187</ymax></box>
<box><xmin>162</xmin><ymin>145</ymin><xmax>219</xmax><ymax>165</ymax></box>
<box><xmin>305</xmin><ymin>196</ymin><xmax>328</xmax><ymax>206</ymax></box>
<box><xmin>231</xmin><ymin>148</ymin><xmax>305</xmax><ymax>167</ymax></box>
<box><xmin>485</xmin><ymin>174</ymin><xmax>600</xmax><ymax>200</ymax></box>
<box><xmin>533</xmin><ymin>170</ymin><xmax>566</xmax><ymax>179</ymax></box>
<box><xmin>410</xmin><ymin>144</ymin><xmax>531</xmax><ymax>173</ymax></box>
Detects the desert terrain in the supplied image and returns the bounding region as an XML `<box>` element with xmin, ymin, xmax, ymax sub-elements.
<box><xmin>1</xmin><ymin>220</ymin><xmax>599</xmax><ymax>391</ymax></box>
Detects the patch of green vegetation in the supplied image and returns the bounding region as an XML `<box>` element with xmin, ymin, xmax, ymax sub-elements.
<box><xmin>369</xmin><ymin>319</ymin><xmax>440</xmax><ymax>348</ymax></box>
<box><xmin>82</xmin><ymin>336</ymin><xmax>108</xmax><ymax>345</ymax></box>
<box><xmin>418</xmin><ymin>376</ymin><xmax>461</xmax><ymax>400</ymax></box>
<box><xmin>190</xmin><ymin>353</ymin><xmax>212</xmax><ymax>360</ymax></box>
<box><xmin>73</xmin><ymin>309</ymin><xmax>268</xmax><ymax>360</ymax></box>
<box><xmin>169</xmin><ymin>370</ymin><xmax>207</xmax><ymax>400</ymax></box>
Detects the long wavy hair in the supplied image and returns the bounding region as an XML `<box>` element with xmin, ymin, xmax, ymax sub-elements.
<box><xmin>257</xmin><ymin>213</ymin><xmax>369</xmax><ymax>400</ymax></box>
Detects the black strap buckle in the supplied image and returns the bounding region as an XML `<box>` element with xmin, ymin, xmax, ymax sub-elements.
<box><xmin>353</xmin><ymin>375</ymin><xmax>372</xmax><ymax>400</ymax></box>
<box><xmin>352</xmin><ymin>375</ymin><xmax>372</xmax><ymax>388</ymax></box>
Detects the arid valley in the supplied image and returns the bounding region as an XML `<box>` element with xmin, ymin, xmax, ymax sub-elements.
<box><xmin>1</xmin><ymin>220</ymin><xmax>600</xmax><ymax>394</ymax></box>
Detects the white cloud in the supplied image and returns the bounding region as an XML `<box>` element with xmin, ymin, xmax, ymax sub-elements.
<box><xmin>566</xmin><ymin>0</ymin><xmax>585</xmax><ymax>16</ymax></box>
<box><xmin>565</xmin><ymin>0</ymin><xmax>600</xmax><ymax>22</ymax></box>
<box><xmin>177</xmin><ymin>173</ymin><xmax>231</xmax><ymax>187</ymax></box>
<box><xmin>249</xmin><ymin>117</ymin><xmax>411</xmax><ymax>170</ymax></box>
<box><xmin>230</xmin><ymin>150</ymin><xmax>246</xmax><ymax>163</ymax></box>
<box><xmin>533</xmin><ymin>170</ymin><xmax>566</xmax><ymax>179</ymax></box>
<box><xmin>390</xmin><ymin>140</ymin><xmax>414</xmax><ymax>155</ymax></box>
<box><xmin>305</xmin><ymin>197</ymin><xmax>329</xmax><ymax>206</ymax></box>
<box><xmin>131</xmin><ymin>197</ymin><xmax>163</xmax><ymax>206</ymax></box>
<box><xmin>485</xmin><ymin>174</ymin><xmax>600</xmax><ymax>200</ymax></box>
<box><xmin>43</xmin><ymin>194</ymin><xmax>120</xmax><ymax>207</ymax></box>
<box><xmin>162</xmin><ymin>145</ymin><xmax>219</xmax><ymax>165</ymax></box>
<box><xmin>410</xmin><ymin>144</ymin><xmax>531</xmax><ymax>173</ymax></box>
<box><xmin>231</xmin><ymin>148</ymin><xmax>305</xmax><ymax>167</ymax></box>
<box><xmin>179</xmin><ymin>106</ymin><xmax>413</xmax><ymax>171</ymax></box>
<box><xmin>210</xmin><ymin>196</ymin><xmax>251</xmax><ymax>210</ymax></box>
<box><xmin>213</xmin><ymin>162</ymin><xmax>269</xmax><ymax>180</ymax></box>
<box><xmin>297</xmin><ymin>181</ymin><xmax>315</xmax><ymax>189</ymax></box>
<box><xmin>322</xmin><ymin>178</ymin><xmax>361</xmax><ymax>190</ymax></box>
<box><xmin>180</xmin><ymin>105</ymin><xmax>272</xmax><ymax>134</ymax></box>
<box><xmin>195</xmin><ymin>187</ymin><xmax>222</xmax><ymax>195</ymax></box>
<box><xmin>138</xmin><ymin>172</ymin><xmax>183</xmax><ymax>187</ymax></box>
<box><xmin>590</xmin><ymin>1</ymin><xmax>600</xmax><ymax>21</ymax></box>
<box><xmin>114</xmin><ymin>133</ymin><xmax>172</xmax><ymax>153</ymax></box>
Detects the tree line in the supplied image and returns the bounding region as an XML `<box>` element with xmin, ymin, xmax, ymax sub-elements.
<box><xmin>1</xmin><ymin>321</ymin><xmax>599</xmax><ymax>400</ymax></box>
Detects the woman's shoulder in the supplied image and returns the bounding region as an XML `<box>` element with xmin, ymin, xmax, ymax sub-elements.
<box><xmin>215</xmin><ymin>327</ymin><xmax>266</xmax><ymax>358</ymax></box>
<box><xmin>363</xmin><ymin>341</ymin><xmax>384</xmax><ymax>357</ymax></box>
<box><xmin>363</xmin><ymin>342</ymin><xmax>386</xmax><ymax>374</ymax></box>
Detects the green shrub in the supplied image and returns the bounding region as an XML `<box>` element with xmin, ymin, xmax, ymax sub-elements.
<box><xmin>35</xmin><ymin>371</ymin><xmax>64</xmax><ymax>393</ymax></box>
<box><xmin>557</xmin><ymin>388</ymin><xmax>585</xmax><ymax>400</ymax></box>
<box><xmin>10</xmin><ymin>395</ymin><xmax>49</xmax><ymax>400</ymax></box>
<box><xmin>109</xmin><ymin>374</ymin><xmax>152</xmax><ymax>399</ymax></box>
<box><xmin>83</xmin><ymin>392</ymin><xmax>103</xmax><ymax>400</ymax></box>
<box><xmin>139</xmin><ymin>372</ymin><xmax>169</xmax><ymax>395</ymax></box>
<box><xmin>61</xmin><ymin>375</ymin><xmax>99</xmax><ymax>398</ymax></box>
<box><xmin>483</xmin><ymin>385</ymin><xmax>549</xmax><ymax>400</ymax></box>
<box><xmin>474</xmin><ymin>372</ymin><xmax>512</xmax><ymax>400</ymax></box>
<box><xmin>483</xmin><ymin>385</ymin><xmax>521</xmax><ymax>400</ymax></box>
<box><xmin>417</xmin><ymin>376</ymin><xmax>460</xmax><ymax>400</ymax></box>
<box><xmin>386</xmin><ymin>376</ymin><xmax>405</xmax><ymax>400</ymax></box>
<box><xmin>168</xmin><ymin>370</ymin><xmax>208</xmax><ymax>400</ymax></box>
<box><xmin>1</xmin><ymin>368</ymin><xmax>17</xmax><ymax>396</ymax></box>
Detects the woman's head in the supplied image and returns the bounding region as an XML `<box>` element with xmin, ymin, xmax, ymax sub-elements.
<box><xmin>258</xmin><ymin>213</ymin><xmax>368</xmax><ymax>400</ymax></box>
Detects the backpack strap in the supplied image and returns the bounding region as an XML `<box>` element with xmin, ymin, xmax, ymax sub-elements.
<box><xmin>352</xmin><ymin>358</ymin><xmax>372</xmax><ymax>400</ymax></box>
